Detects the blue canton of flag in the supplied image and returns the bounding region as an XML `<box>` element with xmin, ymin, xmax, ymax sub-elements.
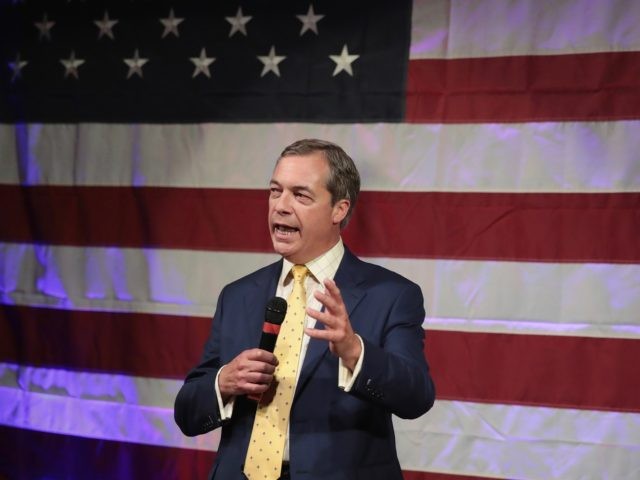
<box><xmin>1</xmin><ymin>0</ymin><xmax>412</xmax><ymax>122</ymax></box>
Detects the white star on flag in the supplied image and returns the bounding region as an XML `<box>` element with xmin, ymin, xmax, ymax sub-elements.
<box><xmin>190</xmin><ymin>48</ymin><xmax>216</xmax><ymax>78</ymax></box>
<box><xmin>329</xmin><ymin>44</ymin><xmax>359</xmax><ymax>76</ymax></box>
<box><xmin>257</xmin><ymin>46</ymin><xmax>286</xmax><ymax>77</ymax></box>
<box><xmin>8</xmin><ymin>53</ymin><xmax>28</xmax><ymax>82</ymax></box>
<box><xmin>94</xmin><ymin>11</ymin><xmax>118</xmax><ymax>40</ymax></box>
<box><xmin>35</xmin><ymin>13</ymin><xmax>55</xmax><ymax>41</ymax></box>
<box><xmin>124</xmin><ymin>49</ymin><xmax>149</xmax><ymax>79</ymax></box>
<box><xmin>160</xmin><ymin>9</ymin><xmax>184</xmax><ymax>38</ymax></box>
<box><xmin>296</xmin><ymin>5</ymin><xmax>324</xmax><ymax>35</ymax></box>
<box><xmin>60</xmin><ymin>51</ymin><xmax>85</xmax><ymax>79</ymax></box>
<box><xmin>226</xmin><ymin>7</ymin><xmax>252</xmax><ymax>37</ymax></box>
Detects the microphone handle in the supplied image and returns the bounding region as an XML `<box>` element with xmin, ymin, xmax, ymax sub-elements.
<box><xmin>248</xmin><ymin>326</ymin><xmax>280</xmax><ymax>402</ymax></box>
<box><xmin>258</xmin><ymin>332</ymin><xmax>278</xmax><ymax>353</ymax></box>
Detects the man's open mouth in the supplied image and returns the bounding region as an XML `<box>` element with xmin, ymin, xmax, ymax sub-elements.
<box><xmin>274</xmin><ymin>224</ymin><xmax>299</xmax><ymax>235</ymax></box>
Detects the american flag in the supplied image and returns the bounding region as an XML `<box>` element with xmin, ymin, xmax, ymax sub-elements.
<box><xmin>1</xmin><ymin>0</ymin><xmax>639</xmax><ymax>478</ymax></box>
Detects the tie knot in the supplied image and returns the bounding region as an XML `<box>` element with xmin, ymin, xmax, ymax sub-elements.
<box><xmin>291</xmin><ymin>264</ymin><xmax>308</xmax><ymax>283</ymax></box>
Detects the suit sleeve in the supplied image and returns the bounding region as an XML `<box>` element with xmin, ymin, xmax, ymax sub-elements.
<box><xmin>349</xmin><ymin>281</ymin><xmax>436</xmax><ymax>419</ymax></box>
<box><xmin>174</xmin><ymin>287</ymin><xmax>228</xmax><ymax>437</ymax></box>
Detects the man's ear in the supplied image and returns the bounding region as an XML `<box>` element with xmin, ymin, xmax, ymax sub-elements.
<box><xmin>332</xmin><ymin>199</ymin><xmax>350</xmax><ymax>225</ymax></box>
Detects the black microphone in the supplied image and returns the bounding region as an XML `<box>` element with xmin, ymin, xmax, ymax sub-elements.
<box><xmin>248</xmin><ymin>297</ymin><xmax>287</xmax><ymax>402</ymax></box>
<box><xmin>259</xmin><ymin>296</ymin><xmax>288</xmax><ymax>352</ymax></box>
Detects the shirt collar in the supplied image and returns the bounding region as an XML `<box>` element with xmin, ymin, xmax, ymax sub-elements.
<box><xmin>280</xmin><ymin>238</ymin><xmax>345</xmax><ymax>286</ymax></box>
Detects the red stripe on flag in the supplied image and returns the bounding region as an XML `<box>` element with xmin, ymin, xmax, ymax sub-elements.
<box><xmin>427</xmin><ymin>330</ymin><xmax>640</xmax><ymax>413</ymax></box>
<box><xmin>3</xmin><ymin>305</ymin><xmax>640</xmax><ymax>412</ymax></box>
<box><xmin>0</xmin><ymin>185</ymin><xmax>271</xmax><ymax>252</ymax></box>
<box><xmin>0</xmin><ymin>305</ymin><xmax>206</xmax><ymax>379</ymax></box>
<box><xmin>0</xmin><ymin>426</ymin><xmax>214</xmax><ymax>480</ymax></box>
<box><xmin>2</xmin><ymin>185</ymin><xmax>638</xmax><ymax>263</ymax></box>
<box><xmin>406</xmin><ymin>51</ymin><xmax>640</xmax><ymax>123</ymax></box>
<box><xmin>347</xmin><ymin>190</ymin><xmax>639</xmax><ymax>262</ymax></box>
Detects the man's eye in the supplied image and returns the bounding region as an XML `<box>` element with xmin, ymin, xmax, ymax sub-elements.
<box><xmin>295</xmin><ymin>192</ymin><xmax>310</xmax><ymax>199</ymax></box>
<box><xmin>270</xmin><ymin>188</ymin><xmax>281</xmax><ymax>196</ymax></box>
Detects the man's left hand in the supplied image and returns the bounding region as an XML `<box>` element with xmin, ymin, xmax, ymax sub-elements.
<box><xmin>305</xmin><ymin>278</ymin><xmax>362</xmax><ymax>371</ymax></box>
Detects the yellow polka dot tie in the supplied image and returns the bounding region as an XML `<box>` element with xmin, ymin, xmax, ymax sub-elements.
<box><xmin>244</xmin><ymin>265</ymin><xmax>309</xmax><ymax>480</ymax></box>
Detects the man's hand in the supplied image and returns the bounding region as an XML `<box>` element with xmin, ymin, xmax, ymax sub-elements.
<box><xmin>305</xmin><ymin>278</ymin><xmax>362</xmax><ymax>371</ymax></box>
<box><xmin>218</xmin><ymin>349</ymin><xmax>278</xmax><ymax>402</ymax></box>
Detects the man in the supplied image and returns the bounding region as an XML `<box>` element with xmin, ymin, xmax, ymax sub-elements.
<box><xmin>174</xmin><ymin>139</ymin><xmax>436</xmax><ymax>479</ymax></box>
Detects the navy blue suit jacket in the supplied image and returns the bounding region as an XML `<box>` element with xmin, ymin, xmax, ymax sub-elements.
<box><xmin>174</xmin><ymin>248</ymin><xmax>435</xmax><ymax>479</ymax></box>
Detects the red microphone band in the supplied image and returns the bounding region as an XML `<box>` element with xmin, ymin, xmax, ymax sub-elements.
<box><xmin>263</xmin><ymin>323</ymin><xmax>281</xmax><ymax>335</ymax></box>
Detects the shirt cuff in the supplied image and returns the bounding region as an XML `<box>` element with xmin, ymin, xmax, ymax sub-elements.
<box><xmin>338</xmin><ymin>334</ymin><xmax>364</xmax><ymax>392</ymax></box>
<box><xmin>215</xmin><ymin>366</ymin><xmax>235</xmax><ymax>420</ymax></box>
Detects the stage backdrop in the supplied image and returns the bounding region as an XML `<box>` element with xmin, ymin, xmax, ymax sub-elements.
<box><xmin>1</xmin><ymin>0</ymin><xmax>639</xmax><ymax>478</ymax></box>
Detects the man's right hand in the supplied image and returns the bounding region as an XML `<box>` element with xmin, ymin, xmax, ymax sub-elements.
<box><xmin>218</xmin><ymin>349</ymin><xmax>278</xmax><ymax>402</ymax></box>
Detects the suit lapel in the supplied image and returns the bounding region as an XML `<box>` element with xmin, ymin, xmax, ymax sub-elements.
<box><xmin>295</xmin><ymin>249</ymin><xmax>367</xmax><ymax>396</ymax></box>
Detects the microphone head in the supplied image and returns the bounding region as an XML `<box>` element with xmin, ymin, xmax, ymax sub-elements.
<box><xmin>265</xmin><ymin>297</ymin><xmax>287</xmax><ymax>325</ymax></box>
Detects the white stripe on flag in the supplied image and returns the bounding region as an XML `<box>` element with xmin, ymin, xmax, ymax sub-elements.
<box><xmin>2</xmin><ymin>243</ymin><xmax>639</xmax><ymax>338</ymax></box>
<box><xmin>410</xmin><ymin>0</ymin><xmax>640</xmax><ymax>59</ymax></box>
<box><xmin>395</xmin><ymin>399</ymin><xmax>640</xmax><ymax>479</ymax></box>
<box><xmin>0</xmin><ymin>389</ymin><xmax>218</xmax><ymax>452</ymax></box>
<box><xmin>2</xmin><ymin>122</ymin><xmax>639</xmax><ymax>192</ymax></box>
<box><xmin>2</xmin><ymin>364</ymin><xmax>639</xmax><ymax>479</ymax></box>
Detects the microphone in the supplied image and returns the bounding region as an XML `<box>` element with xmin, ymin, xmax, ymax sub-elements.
<box><xmin>248</xmin><ymin>297</ymin><xmax>287</xmax><ymax>402</ymax></box>
<box><xmin>259</xmin><ymin>296</ymin><xmax>288</xmax><ymax>352</ymax></box>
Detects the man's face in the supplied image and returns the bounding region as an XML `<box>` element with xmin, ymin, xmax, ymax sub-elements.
<box><xmin>268</xmin><ymin>152</ymin><xmax>349</xmax><ymax>264</ymax></box>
